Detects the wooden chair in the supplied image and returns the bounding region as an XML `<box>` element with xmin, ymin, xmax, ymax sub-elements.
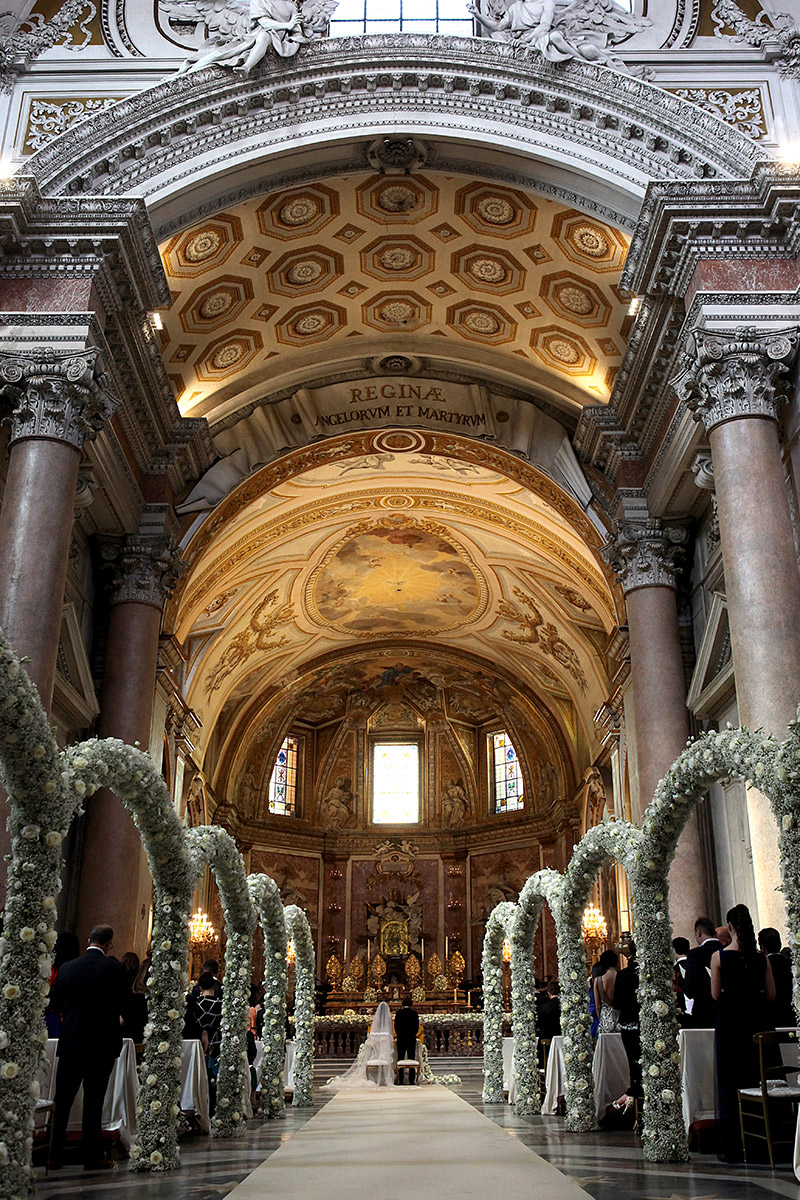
<box><xmin>737</xmin><ymin>1030</ymin><xmax>800</xmax><ymax>1167</ymax></box>
<box><xmin>396</xmin><ymin>1056</ymin><xmax>419</xmax><ymax>1085</ymax></box>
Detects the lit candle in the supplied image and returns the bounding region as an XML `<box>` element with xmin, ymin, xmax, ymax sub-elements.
<box><xmin>454</xmin><ymin>988</ymin><xmax>457</xmax><ymax>1004</ymax></box>
<box><xmin>343</xmin><ymin>938</ymin><xmax>347</xmax><ymax>966</ymax></box>
<box><xmin>367</xmin><ymin>939</ymin><xmax>371</xmax><ymax>963</ymax></box>
<box><xmin>421</xmin><ymin>937</ymin><xmax>425</xmax><ymax>960</ymax></box>
<box><xmin>445</xmin><ymin>936</ymin><xmax>449</xmax><ymax>958</ymax></box>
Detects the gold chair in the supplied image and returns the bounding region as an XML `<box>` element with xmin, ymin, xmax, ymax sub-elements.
<box><xmin>737</xmin><ymin>1030</ymin><xmax>800</xmax><ymax>1167</ymax></box>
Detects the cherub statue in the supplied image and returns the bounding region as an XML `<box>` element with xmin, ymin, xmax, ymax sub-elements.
<box><xmin>467</xmin><ymin>0</ymin><xmax>649</xmax><ymax>74</ymax></box>
<box><xmin>166</xmin><ymin>0</ymin><xmax>338</xmax><ymax>73</ymax></box>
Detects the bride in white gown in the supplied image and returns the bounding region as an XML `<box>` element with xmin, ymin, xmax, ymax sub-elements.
<box><xmin>323</xmin><ymin>1002</ymin><xmax>395</xmax><ymax>1090</ymax></box>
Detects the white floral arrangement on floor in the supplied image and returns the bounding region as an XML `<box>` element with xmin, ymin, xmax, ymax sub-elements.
<box><xmin>248</xmin><ymin>874</ymin><xmax>288</xmax><ymax>1119</ymax></box>
<box><xmin>284</xmin><ymin>905</ymin><xmax>315</xmax><ymax>1107</ymax></box>
<box><xmin>418</xmin><ymin>1043</ymin><xmax>461</xmax><ymax>1087</ymax></box>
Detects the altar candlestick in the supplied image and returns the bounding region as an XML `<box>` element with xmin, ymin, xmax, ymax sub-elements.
<box><xmin>454</xmin><ymin>988</ymin><xmax>458</xmax><ymax>1004</ymax></box>
<box><xmin>344</xmin><ymin>938</ymin><xmax>347</xmax><ymax>966</ymax></box>
<box><xmin>367</xmin><ymin>939</ymin><xmax>371</xmax><ymax>963</ymax></box>
<box><xmin>421</xmin><ymin>937</ymin><xmax>425</xmax><ymax>960</ymax></box>
<box><xmin>445</xmin><ymin>936</ymin><xmax>449</xmax><ymax>958</ymax></box>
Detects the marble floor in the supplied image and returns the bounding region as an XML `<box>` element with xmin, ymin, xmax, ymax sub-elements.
<box><xmin>33</xmin><ymin>1077</ymin><xmax>800</xmax><ymax>1200</ymax></box>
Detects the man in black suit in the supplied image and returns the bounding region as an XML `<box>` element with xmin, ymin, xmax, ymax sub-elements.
<box><xmin>394</xmin><ymin>996</ymin><xmax>420</xmax><ymax>1084</ymax></box>
<box><xmin>48</xmin><ymin>925</ymin><xmax>130</xmax><ymax>1169</ymax></box>
<box><xmin>759</xmin><ymin>926</ymin><xmax>796</xmax><ymax>1027</ymax></box>
<box><xmin>682</xmin><ymin>917</ymin><xmax>721</xmax><ymax>1028</ymax></box>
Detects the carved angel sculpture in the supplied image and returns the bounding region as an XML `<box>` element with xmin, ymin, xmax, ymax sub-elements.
<box><xmin>164</xmin><ymin>0</ymin><xmax>338</xmax><ymax>72</ymax></box>
<box><xmin>467</xmin><ymin>0</ymin><xmax>649</xmax><ymax>73</ymax></box>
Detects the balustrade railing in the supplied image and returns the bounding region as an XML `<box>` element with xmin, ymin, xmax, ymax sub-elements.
<box><xmin>310</xmin><ymin>1016</ymin><xmax>491</xmax><ymax>1058</ymax></box>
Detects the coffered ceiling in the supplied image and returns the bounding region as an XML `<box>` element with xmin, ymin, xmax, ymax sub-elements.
<box><xmin>158</xmin><ymin>171</ymin><xmax>631</xmax><ymax>425</ymax></box>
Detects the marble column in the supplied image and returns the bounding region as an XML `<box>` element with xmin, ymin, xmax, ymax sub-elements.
<box><xmin>76</xmin><ymin>529</ymin><xmax>183</xmax><ymax>952</ymax></box>
<box><xmin>673</xmin><ymin>326</ymin><xmax>800</xmax><ymax>931</ymax></box>
<box><xmin>0</xmin><ymin>349</ymin><xmax>114</xmax><ymax>706</ymax></box>
<box><xmin>604</xmin><ymin>522</ymin><xmax>708</xmax><ymax>935</ymax></box>
<box><xmin>0</xmin><ymin>349</ymin><xmax>115</xmax><ymax>896</ymax></box>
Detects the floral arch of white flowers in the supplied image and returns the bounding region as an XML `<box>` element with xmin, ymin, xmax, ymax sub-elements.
<box><xmin>483</xmin><ymin>719</ymin><xmax>800</xmax><ymax>1162</ymax></box>
<box><xmin>0</xmin><ymin>630</ymin><xmax>316</xmax><ymax>1199</ymax></box>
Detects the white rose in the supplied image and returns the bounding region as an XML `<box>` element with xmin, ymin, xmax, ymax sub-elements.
<box><xmin>783</xmin><ymin>813</ymin><xmax>794</xmax><ymax>831</ymax></box>
<box><xmin>648</xmin><ymin>1063</ymin><xmax>660</xmax><ymax>1077</ymax></box>
<box><xmin>146</xmin><ymin>1074</ymin><xmax>157</xmax><ymax>1086</ymax></box>
<box><xmin>150</xmin><ymin>1150</ymin><xmax>163</xmax><ymax>1165</ymax></box>
<box><xmin>158</xmin><ymin>1041</ymin><xmax>169</xmax><ymax>1053</ymax></box>
<box><xmin>1</xmin><ymin>1063</ymin><xmax>19</xmax><ymax>1079</ymax></box>
<box><xmin>41</xmin><ymin>896</ymin><xmax>55</xmax><ymax>910</ymax></box>
<box><xmin>661</xmin><ymin>1089</ymin><xmax>675</xmax><ymax>1102</ymax></box>
<box><xmin>19</xmin><ymin>928</ymin><xmax>35</xmax><ymax>943</ymax></box>
<box><xmin>171</xmin><ymin>1104</ymin><xmax>180</xmax><ymax>1117</ymax></box>
<box><xmin>44</xmin><ymin>832</ymin><xmax>61</xmax><ymax>848</ymax></box>
<box><xmin>652</xmin><ymin>1000</ymin><xmax>668</xmax><ymax>1016</ymax></box>
<box><xmin>20</xmin><ymin>825</ymin><xmax>39</xmax><ymax>840</ymax></box>
<box><xmin>3</xmin><ymin>986</ymin><xmax>19</xmax><ymax>1001</ymax></box>
<box><xmin>150</xmin><ymin>1100</ymin><xmax>162</xmax><ymax>1113</ymax></box>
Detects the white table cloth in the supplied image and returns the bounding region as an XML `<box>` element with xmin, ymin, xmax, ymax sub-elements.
<box><xmin>40</xmin><ymin>1037</ymin><xmax>138</xmax><ymax>1149</ymax></box>
<box><xmin>679</xmin><ymin>1027</ymin><xmax>715</xmax><ymax>1130</ymax></box>
<box><xmin>502</xmin><ymin>1037</ymin><xmax>515</xmax><ymax>1104</ymax></box>
<box><xmin>180</xmin><ymin>1039</ymin><xmax>210</xmax><ymax>1133</ymax></box>
<box><xmin>542</xmin><ymin>1033</ymin><xmax>629</xmax><ymax>1119</ymax></box>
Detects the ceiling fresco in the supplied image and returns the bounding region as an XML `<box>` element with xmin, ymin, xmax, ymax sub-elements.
<box><xmin>157</xmin><ymin>172</ymin><xmax>631</xmax><ymax>423</ymax></box>
<box><xmin>172</xmin><ymin>436</ymin><xmax>618</xmax><ymax>793</ymax></box>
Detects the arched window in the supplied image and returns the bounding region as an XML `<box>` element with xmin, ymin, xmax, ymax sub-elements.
<box><xmin>330</xmin><ymin>0</ymin><xmax>473</xmax><ymax>39</ymax></box>
<box><xmin>268</xmin><ymin>735</ymin><xmax>301</xmax><ymax>817</ymax></box>
<box><xmin>490</xmin><ymin>730</ymin><xmax>524</xmax><ymax>814</ymax></box>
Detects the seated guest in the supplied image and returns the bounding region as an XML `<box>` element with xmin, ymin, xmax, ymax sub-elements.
<box><xmin>45</xmin><ymin>932</ymin><xmax>80</xmax><ymax>1037</ymax></box>
<box><xmin>48</xmin><ymin>925</ymin><xmax>129</xmax><ymax>1170</ymax></box>
<box><xmin>538</xmin><ymin>980</ymin><xmax>561</xmax><ymax>1040</ymax></box>
<box><xmin>122</xmin><ymin>956</ymin><xmax>150</xmax><ymax>1044</ymax></box>
<box><xmin>711</xmin><ymin>903</ymin><xmax>775</xmax><ymax>1162</ymax></box>
<box><xmin>758</xmin><ymin>926</ymin><xmax>795</xmax><ymax>1027</ymax></box>
<box><xmin>683</xmin><ymin>917</ymin><xmax>721</xmax><ymax>1028</ymax></box>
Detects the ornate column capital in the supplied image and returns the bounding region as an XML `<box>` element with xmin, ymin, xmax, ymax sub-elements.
<box><xmin>601</xmin><ymin>520</ymin><xmax>688</xmax><ymax>593</ymax></box>
<box><xmin>106</xmin><ymin>536</ymin><xmax>185</xmax><ymax>610</ymax></box>
<box><xmin>671</xmin><ymin>326</ymin><xmax>799</xmax><ymax>433</ymax></box>
<box><xmin>0</xmin><ymin>347</ymin><xmax>116</xmax><ymax>450</ymax></box>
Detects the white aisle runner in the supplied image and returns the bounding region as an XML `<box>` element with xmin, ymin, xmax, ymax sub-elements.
<box><xmin>228</xmin><ymin>1085</ymin><xmax>595</xmax><ymax>1200</ymax></box>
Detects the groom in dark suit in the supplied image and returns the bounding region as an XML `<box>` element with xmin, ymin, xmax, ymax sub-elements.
<box><xmin>394</xmin><ymin>996</ymin><xmax>420</xmax><ymax>1084</ymax></box>
<box><xmin>48</xmin><ymin>925</ymin><xmax>130</xmax><ymax>1169</ymax></box>
<box><xmin>683</xmin><ymin>916</ymin><xmax>721</xmax><ymax>1028</ymax></box>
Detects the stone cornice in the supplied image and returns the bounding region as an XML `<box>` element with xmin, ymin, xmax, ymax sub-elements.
<box><xmin>602</xmin><ymin>519</ymin><xmax>688</xmax><ymax>593</ymax></box>
<box><xmin>620</xmin><ymin>163</ymin><xmax>800</xmax><ymax>299</ymax></box>
<box><xmin>671</xmin><ymin>325</ymin><xmax>800</xmax><ymax>432</ymax></box>
<box><xmin>23</xmin><ymin>36</ymin><xmax>757</xmax><ymax>204</ymax></box>
<box><xmin>0</xmin><ymin>347</ymin><xmax>116</xmax><ymax>450</ymax></box>
<box><xmin>0</xmin><ymin>175</ymin><xmax>170</xmax><ymax>312</ymax></box>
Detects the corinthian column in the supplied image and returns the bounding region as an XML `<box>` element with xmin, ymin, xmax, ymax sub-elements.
<box><xmin>672</xmin><ymin>326</ymin><xmax>800</xmax><ymax>931</ymax></box>
<box><xmin>603</xmin><ymin>521</ymin><xmax>708</xmax><ymax>935</ymax></box>
<box><xmin>0</xmin><ymin>348</ymin><xmax>114</xmax><ymax>706</ymax></box>
<box><xmin>76</xmin><ymin>523</ymin><xmax>184</xmax><ymax>952</ymax></box>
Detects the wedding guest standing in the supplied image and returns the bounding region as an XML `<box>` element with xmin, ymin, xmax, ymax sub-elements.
<box><xmin>758</xmin><ymin>926</ymin><xmax>795</xmax><ymax>1028</ymax></box>
<box><xmin>683</xmin><ymin>917</ymin><xmax>721</xmax><ymax>1028</ymax></box>
<box><xmin>121</xmin><ymin>956</ymin><xmax>150</xmax><ymax>1044</ymax></box>
<box><xmin>593</xmin><ymin>949</ymin><xmax>620</xmax><ymax>1033</ymax></box>
<box><xmin>45</xmin><ymin>932</ymin><xmax>80</xmax><ymax>1037</ymax></box>
<box><xmin>711</xmin><ymin>903</ymin><xmax>775</xmax><ymax>1162</ymax></box>
<box><xmin>614</xmin><ymin>940</ymin><xmax>642</xmax><ymax>1099</ymax></box>
<box><xmin>48</xmin><ymin>925</ymin><xmax>129</xmax><ymax>1170</ymax></box>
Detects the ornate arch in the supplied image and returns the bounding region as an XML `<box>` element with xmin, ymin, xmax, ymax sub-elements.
<box><xmin>25</xmin><ymin>39</ymin><xmax>757</xmax><ymax>218</ymax></box>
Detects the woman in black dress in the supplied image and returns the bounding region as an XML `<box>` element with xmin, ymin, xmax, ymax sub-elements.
<box><xmin>710</xmin><ymin>903</ymin><xmax>775</xmax><ymax>1161</ymax></box>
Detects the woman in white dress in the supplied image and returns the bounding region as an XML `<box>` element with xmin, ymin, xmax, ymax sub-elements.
<box><xmin>323</xmin><ymin>1002</ymin><xmax>395</xmax><ymax>1091</ymax></box>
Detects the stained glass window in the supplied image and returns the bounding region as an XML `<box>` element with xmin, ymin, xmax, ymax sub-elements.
<box><xmin>372</xmin><ymin>742</ymin><xmax>420</xmax><ymax>824</ymax></box>
<box><xmin>491</xmin><ymin>730</ymin><xmax>524</xmax><ymax>814</ymax></box>
<box><xmin>268</xmin><ymin>735</ymin><xmax>300</xmax><ymax>817</ymax></box>
<box><xmin>330</xmin><ymin>0</ymin><xmax>474</xmax><ymax>39</ymax></box>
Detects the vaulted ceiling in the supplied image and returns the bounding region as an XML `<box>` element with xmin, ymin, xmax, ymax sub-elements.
<box><xmin>158</xmin><ymin>171</ymin><xmax>631</xmax><ymax>425</ymax></box>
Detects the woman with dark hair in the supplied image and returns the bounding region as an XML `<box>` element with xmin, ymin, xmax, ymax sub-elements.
<box><xmin>593</xmin><ymin>948</ymin><xmax>620</xmax><ymax>1033</ymax></box>
<box><xmin>122</xmin><ymin>956</ymin><xmax>151</xmax><ymax>1044</ymax></box>
<box><xmin>711</xmin><ymin>903</ymin><xmax>775</xmax><ymax>1162</ymax></box>
<box><xmin>45</xmin><ymin>932</ymin><xmax>80</xmax><ymax>1036</ymax></box>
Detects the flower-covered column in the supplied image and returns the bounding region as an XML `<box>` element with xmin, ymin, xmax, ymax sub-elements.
<box><xmin>76</xmin><ymin>517</ymin><xmax>183</xmax><ymax>953</ymax></box>
<box><xmin>248</xmin><ymin>874</ymin><xmax>288</xmax><ymax>1119</ymax></box>
<box><xmin>603</xmin><ymin>519</ymin><xmax>707</xmax><ymax>935</ymax></box>
<box><xmin>284</xmin><ymin>905</ymin><xmax>315</xmax><ymax>1107</ymax></box>
<box><xmin>0</xmin><ymin>348</ymin><xmax>115</xmax><ymax>896</ymax></box>
<box><xmin>481</xmin><ymin>901</ymin><xmax>516</xmax><ymax>1103</ymax></box>
<box><xmin>673</xmin><ymin>325</ymin><xmax>800</xmax><ymax>929</ymax></box>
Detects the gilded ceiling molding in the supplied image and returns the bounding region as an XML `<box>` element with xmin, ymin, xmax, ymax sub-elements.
<box><xmin>671</xmin><ymin>325</ymin><xmax>800</xmax><ymax>432</ymax></box>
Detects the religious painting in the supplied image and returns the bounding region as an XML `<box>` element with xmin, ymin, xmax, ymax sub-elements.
<box><xmin>380</xmin><ymin>918</ymin><xmax>409</xmax><ymax>957</ymax></box>
<box><xmin>309</xmin><ymin>515</ymin><xmax>484</xmax><ymax>635</ymax></box>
